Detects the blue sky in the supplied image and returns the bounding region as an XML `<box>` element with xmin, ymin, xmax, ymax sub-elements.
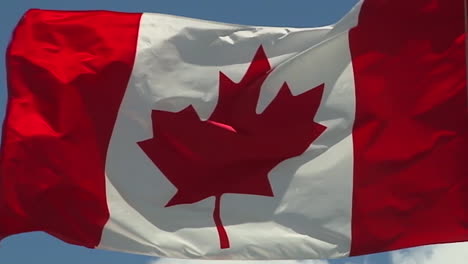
<box><xmin>0</xmin><ymin>1</ymin><xmax>466</xmax><ymax>264</ymax></box>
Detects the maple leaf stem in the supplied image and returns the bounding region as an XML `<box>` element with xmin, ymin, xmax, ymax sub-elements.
<box><xmin>213</xmin><ymin>194</ymin><xmax>230</xmax><ymax>249</ymax></box>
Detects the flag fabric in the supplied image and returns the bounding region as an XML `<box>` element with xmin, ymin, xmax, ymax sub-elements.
<box><xmin>1</xmin><ymin>0</ymin><xmax>467</xmax><ymax>260</ymax></box>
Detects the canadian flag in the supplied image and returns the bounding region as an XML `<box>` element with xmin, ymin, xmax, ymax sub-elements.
<box><xmin>1</xmin><ymin>0</ymin><xmax>467</xmax><ymax>260</ymax></box>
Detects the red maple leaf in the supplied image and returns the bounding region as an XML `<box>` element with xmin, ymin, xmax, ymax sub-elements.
<box><xmin>138</xmin><ymin>46</ymin><xmax>326</xmax><ymax>249</ymax></box>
